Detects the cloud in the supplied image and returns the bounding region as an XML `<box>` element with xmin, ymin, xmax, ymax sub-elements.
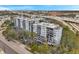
<box><xmin>0</xmin><ymin>7</ymin><xmax>10</xmax><ymax>10</ymax></box>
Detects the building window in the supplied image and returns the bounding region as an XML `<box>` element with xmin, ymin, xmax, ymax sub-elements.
<box><xmin>17</xmin><ymin>19</ymin><xmax>21</xmax><ymax>28</ymax></box>
<box><xmin>22</xmin><ymin>20</ymin><xmax>26</xmax><ymax>29</ymax></box>
<box><xmin>47</xmin><ymin>28</ymin><xmax>54</xmax><ymax>43</ymax></box>
<box><xmin>37</xmin><ymin>25</ymin><xmax>41</xmax><ymax>36</ymax></box>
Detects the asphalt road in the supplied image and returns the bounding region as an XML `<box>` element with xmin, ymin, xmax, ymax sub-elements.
<box><xmin>0</xmin><ymin>18</ymin><xmax>32</xmax><ymax>54</ymax></box>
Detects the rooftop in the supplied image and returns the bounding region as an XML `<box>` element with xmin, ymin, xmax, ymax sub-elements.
<box><xmin>35</xmin><ymin>22</ymin><xmax>60</xmax><ymax>28</ymax></box>
<box><xmin>16</xmin><ymin>16</ymin><xmax>43</xmax><ymax>22</ymax></box>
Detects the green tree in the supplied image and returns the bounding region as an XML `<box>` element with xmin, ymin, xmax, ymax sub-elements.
<box><xmin>59</xmin><ymin>26</ymin><xmax>76</xmax><ymax>53</ymax></box>
<box><xmin>6</xmin><ymin>29</ymin><xmax>17</xmax><ymax>41</ymax></box>
<box><xmin>1</xmin><ymin>20</ymin><xmax>14</xmax><ymax>28</ymax></box>
<box><xmin>37</xmin><ymin>44</ymin><xmax>49</xmax><ymax>53</ymax></box>
<box><xmin>30</xmin><ymin>43</ymin><xmax>38</xmax><ymax>53</ymax></box>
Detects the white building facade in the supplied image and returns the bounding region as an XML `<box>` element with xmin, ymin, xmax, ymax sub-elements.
<box><xmin>33</xmin><ymin>22</ymin><xmax>63</xmax><ymax>45</ymax></box>
<box><xmin>14</xmin><ymin>16</ymin><xmax>41</xmax><ymax>31</ymax></box>
<box><xmin>14</xmin><ymin>16</ymin><xmax>63</xmax><ymax>45</ymax></box>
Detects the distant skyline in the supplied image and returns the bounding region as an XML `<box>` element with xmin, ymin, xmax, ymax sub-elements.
<box><xmin>0</xmin><ymin>5</ymin><xmax>79</xmax><ymax>10</ymax></box>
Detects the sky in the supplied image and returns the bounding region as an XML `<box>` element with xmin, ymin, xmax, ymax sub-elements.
<box><xmin>0</xmin><ymin>5</ymin><xmax>79</xmax><ymax>10</ymax></box>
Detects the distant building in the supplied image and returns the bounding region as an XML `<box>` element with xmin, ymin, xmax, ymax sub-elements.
<box><xmin>74</xmin><ymin>14</ymin><xmax>79</xmax><ymax>20</ymax></box>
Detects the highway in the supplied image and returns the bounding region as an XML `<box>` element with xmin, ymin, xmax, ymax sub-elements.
<box><xmin>41</xmin><ymin>16</ymin><xmax>79</xmax><ymax>24</ymax></box>
<box><xmin>41</xmin><ymin>16</ymin><xmax>74</xmax><ymax>31</ymax></box>
<box><xmin>55</xmin><ymin>17</ymin><xmax>79</xmax><ymax>24</ymax></box>
<box><xmin>41</xmin><ymin>16</ymin><xmax>79</xmax><ymax>33</ymax></box>
<box><xmin>12</xmin><ymin>11</ymin><xmax>77</xmax><ymax>32</ymax></box>
<box><xmin>11</xmin><ymin>11</ymin><xmax>79</xmax><ymax>24</ymax></box>
<box><xmin>69</xmin><ymin>23</ymin><xmax>79</xmax><ymax>32</ymax></box>
<box><xmin>11</xmin><ymin>11</ymin><xmax>79</xmax><ymax>33</ymax></box>
<box><xmin>0</xmin><ymin>18</ymin><xmax>32</xmax><ymax>54</ymax></box>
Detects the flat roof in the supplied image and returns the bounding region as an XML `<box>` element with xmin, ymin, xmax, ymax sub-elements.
<box><xmin>34</xmin><ymin>22</ymin><xmax>59</xmax><ymax>28</ymax></box>
<box><xmin>16</xmin><ymin>16</ymin><xmax>42</xmax><ymax>21</ymax></box>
